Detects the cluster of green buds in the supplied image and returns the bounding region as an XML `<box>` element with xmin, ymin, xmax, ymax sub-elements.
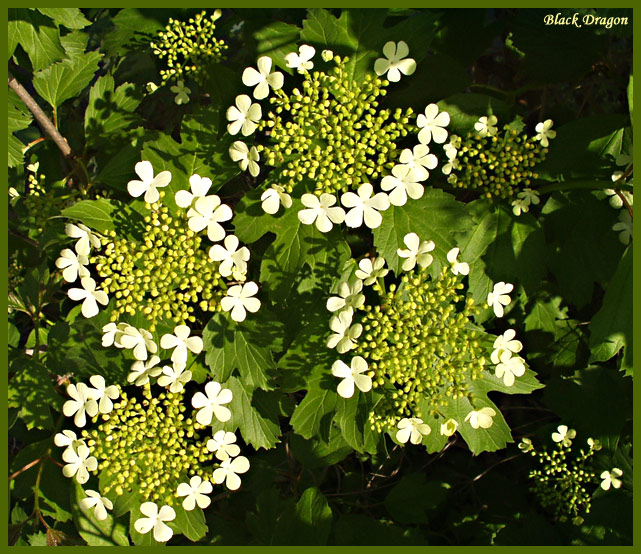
<box><xmin>14</xmin><ymin>161</ymin><xmax>58</xmax><ymax>229</ymax></box>
<box><xmin>8</xmin><ymin>256</ymin><xmax>24</xmax><ymax>291</ymax></box>
<box><xmin>151</xmin><ymin>10</ymin><xmax>227</xmax><ymax>85</ymax></box>
<box><xmin>519</xmin><ymin>425</ymin><xmax>620</xmax><ymax>525</ymax></box>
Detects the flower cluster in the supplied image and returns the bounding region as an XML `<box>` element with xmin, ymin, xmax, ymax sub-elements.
<box><xmin>606</xmin><ymin>153</ymin><xmax>633</xmax><ymax>245</ymax></box>
<box><xmin>150</xmin><ymin>10</ymin><xmax>227</xmax><ymax>86</ymax></box>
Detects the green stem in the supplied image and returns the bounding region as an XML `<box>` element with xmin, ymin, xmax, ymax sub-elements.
<box><xmin>536</xmin><ymin>179</ymin><xmax>634</xmax><ymax>195</ymax></box>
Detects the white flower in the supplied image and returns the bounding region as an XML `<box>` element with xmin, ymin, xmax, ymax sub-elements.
<box><xmin>518</xmin><ymin>438</ymin><xmax>533</xmax><ymax>452</ymax></box>
<box><xmin>297</xmin><ymin>193</ymin><xmax>345</xmax><ymax>232</ymax></box>
<box><xmin>206</xmin><ymin>430</ymin><xmax>241</xmax><ymax>461</ymax></box>
<box><xmin>397</xmin><ymin>232</ymin><xmax>435</xmax><ymax>271</ymax></box>
<box><xmin>604</xmin><ymin>188</ymin><xmax>633</xmax><ymax>210</ymax></box>
<box><xmin>170</xmin><ymin>80</ymin><xmax>191</xmax><ymax>105</ymax></box>
<box><xmin>160</xmin><ymin>325</ymin><xmax>203</xmax><ymax>365</ymax></box>
<box><xmin>331</xmin><ymin>356</ymin><xmax>372</xmax><ymax>398</ymax></box>
<box><xmin>446</xmin><ymin>247</ymin><xmax>469</xmax><ymax>276</ymax></box>
<box><xmin>186</xmin><ymin>195</ymin><xmax>233</xmax><ymax>242</ymax></box>
<box><xmin>88</xmin><ymin>375</ymin><xmax>119</xmax><ymax>414</ymax></box>
<box><xmin>321</xmin><ymin>49</ymin><xmax>333</xmax><ymax>62</ymax></box>
<box><xmin>381</xmin><ymin>165</ymin><xmax>425</xmax><ymax>206</ymax></box>
<box><xmin>127</xmin><ymin>355</ymin><xmax>162</xmax><ymax>386</ymax></box>
<box><xmin>341</xmin><ymin>183</ymin><xmax>390</xmax><ymax>229</ymax></box>
<box><xmin>63</xmin><ymin>382</ymin><xmax>98</xmax><ymax>428</ymax></box>
<box><xmin>512</xmin><ymin>188</ymin><xmax>540</xmax><ymax>216</ymax></box>
<box><xmin>441</xmin><ymin>143</ymin><xmax>460</xmax><ymax>175</ymax></box>
<box><xmin>374</xmin><ymin>40</ymin><xmax>416</xmax><ymax>83</ymax></box>
<box><xmin>398</xmin><ymin>144</ymin><xmax>438</xmax><ymax>181</ymax></box>
<box><xmin>176</xmin><ymin>475</ymin><xmax>213</xmax><ymax>511</ymax></box>
<box><xmin>221</xmin><ymin>281</ymin><xmax>261</xmax><ymax>322</ymax></box>
<box><xmin>55</xmin><ymin>249</ymin><xmax>90</xmax><ymax>283</ymax></box>
<box><xmin>326</xmin><ymin>310</ymin><xmax>362</xmax><ymax>354</ymax></box>
<box><xmin>474</xmin><ymin>115</ymin><xmax>498</xmax><ymax>138</ymax></box>
<box><xmin>551</xmin><ymin>425</ymin><xmax>576</xmax><ymax>447</ymax></box>
<box><xmin>127</xmin><ymin>161</ymin><xmax>172</xmax><ymax>204</ymax></box>
<box><xmin>396</xmin><ymin>417</ymin><xmax>431</xmax><ymax>444</ymax></box>
<box><xmin>494</xmin><ymin>353</ymin><xmax>526</xmax><ymax>386</ymax></box>
<box><xmin>175</xmin><ymin>174</ymin><xmax>212</xmax><ymax>209</ymax></box>
<box><xmin>417</xmin><ymin>103</ymin><xmax>450</xmax><ymax>145</ymax></box>
<box><xmin>212</xmin><ymin>456</ymin><xmax>250</xmax><ymax>491</ymax></box>
<box><xmin>612</xmin><ymin>209</ymin><xmax>633</xmax><ymax>244</ymax></box>
<box><xmin>79</xmin><ymin>490</ymin><xmax>113</xmax><ymax>521</ymax></box>
<box><xmin>68</xmin><ymin>277</ymin><xmax>109</xmax><ymax>318</ymax></box>
<box><xmin>355</xmin><ymin>257</ymin><xmax>389</xmax><ymax>286</ymax></box>
<box><xmin>487</xmin><ymin>281</ymin><xmax>513</xmax><ymax>317</ymax></box>
<box><xmin>65</xmin><ymin>223</ymin><xmax>101</xmax><ymax>256</ymax></box>
<box><xmin>117</xmin><ymin>325</ymin><xmax>157</xmax><ymax>361</ymax></box>
<box><xmin>440</xmin><ymin>418</ymin><xmax>459</xmax><ymax>437</ymax></box>
<box><xmin>326</xmin><ymin>280</ymin><xmax>365</xmax><ymax>313</ymax></box>
<box><xmin>511</xmin><ymin>197</ymin><xmax>530</xmax><ymax>217</ymax></box>
<box><xmin>242</xmin><ymin>56</ymin><xmax>284</xmax><ymax>100</ymax></box>
<box><xmin>229</xmin><ymin>142</ymin><xmax>260</xmax><ymax>177</ymax></box>
<box><xmin>464</xmin><ymin>407</ymin><xmax>496</xmax><ymax>429</ymax></box>
<box><xmin>491</xmin><ymin>329</ymin><xmax>523</xmax><ymax>364</ymax></box>
<box><xmin>62</xmin><ymin>443</ymin><xmax>98</xmax><ymax>484</ymax></box>
<box><xmin>534</xmin><ymin>119</ymin><xmax>556</xmax><ymax>147</ymax></box>
<box><xmin>226</xmin><ymin>94</ymin><xmax>262</xmax><ymax>136</ymax></box>
<box><xmin>261</xmin><ymin>185</ymin><xmax>293</xmax><ymax>214</ymax></box>
<box><xmin>209</xmin><ymin>235</ymin><xmax>250</xmax><ymax>278</ymax></box>
<box><xmin>101</xmin><ymin>322</ymin><xmax>128</xmax><ymax>348</ymax></box>
<box><xmin>285</xmin><ymin>44</ymin><xmax>315</xmax><ymax>73</ymax></box>
<box><xmin>54</xmin><ymin>430</ymin><xmax>84</xmax><ymax>455</ymax></box>
<box><xmin>192</xmin><ymin>381</ymin><xmax>233</xmax><ymax>425</ymax></box>
<box><xmin>587</xmin><ymin>437</ymin><xmax>602</xmax><ymax>451</ymax></box>
<box><xmin>600</xmin><ymin>468</ymin><xmax>623</xmax><ymax>491</ymax></box>
<box><xmin>157</xmin><ymin>363</ymin><xmax>192</xmax><ymax>393</ymax></box>
<box><xmin>134</xmin><ymin>502</ymin><xmax>176</xmax><ymax>543</ymax></box>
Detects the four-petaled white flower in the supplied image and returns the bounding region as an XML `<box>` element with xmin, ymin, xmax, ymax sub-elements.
<box><xmin>170</xmin><ymin>80</ymin><xmax>191</xmax><ymax>105</ymax></box>
<box><xmin>447</xmin><ymin>247</ymin><xmax>469</xmax><ymax>276</ymax></box>
<box><xmin>54</xmin><ymin>429</ymin><xmax>84</xmax><ymax>455</ymax></box>
<box><xmin>331</xmin><ymin>356</ymin><xmax>372</xmax><ymax>398</ymax></box>
<box><xmin>374</xmin><ymin>40</ymin><xmax>416</xmax><ymax>83</ymax></box>
<box><xmin>117</xmin><ymin>325</ymin><xmax>157</xmax><ymax>361</ymax></box>
<box><xmin>491</xmin><ymin>329</ymin><xmax>523</xmax><ymax>364</ymax></box>
<box><xmin>56</xmin><ymin>249</ymin><xmax>90</xmax><ymax>283</ymax></box>
<box><xmin>128</xmin><ymin>355</ymin><xmax>162</xmax><ymax>387</ymax></box>
<box><xmin>160</xmin><ymin>325</ymin><xmax>203</xmax><ymax>365</ymax></box>
<box><xmin>604</xmin><ymin>188</ymin><xmax>633</xmax><ymax>210</ymax></box>
<box><xmin>600</xmin><ymin>468</ymin><xmax>623</xmax><ymax>491</ymax></box>
<box><xmin>326</xmin><ymin>280</ymin><xmax>365</xmax><ymax>313</ymax></box>
<box><xmin>327</xmin><ymin>310</ymin><xmax>362</xmax><ymax>354</ymax></box>
<box><xmin>209</xmin><ymin>235</ymin><xmax>250</xmax><ymax>278</ymax></box>
<box><xmin>474</xmin><ymin>115</ymin><xmax>498</xmax><ymax>138</ymax></box>
<box><xmin>285</xmin><ymin>44</ymin><xmax>315</xmax><ymax>74</ymax></box>
<box><xmin>551</xmin><ymin>424</ymin><xmax>576</xmax><ymax>447</ymax></box>
<box><xmin>187</xmin><ymin>195</ymin><xmax>233</xmax><ymax>242</ymax></box>
<box><xmin>261</xmin><ymin>185</ymin><xmax>293</xmax><ymax>214</ymax></box>
<box><xmin>221</xmin><ymin>282</ymin><xmax>261</xmax><ymax>322</ymax></box>
<box><xmin>62</xmin><ymin>443</ymin><xmax>98</xmax><ymax>484</ymax></box>
<box><xmin>207</xmin><ymin>430</ymin><xmax>241</xmax><ymax>461</ymax></box>
<box><xmin>192</xmin><ymin>381</ymin><xmax>233</xmax><ymax>425</ymax></box>
<box><xmin>242</xmin><ymin>56</ymin><xmax>284</xmax><ymax>100</ymax></box>
<box><xmin>226</xmin><ymin>94</ymin><xmax>262</xmax><ymax>136</ymax></box>
<box><xmin>101</xmin><ymin>322</ymin><xmax>128</xmax><ymax>348</ymax></box>
<box><xmin>397</xmin><ymin>232</ymin><xmax>435</xmax><ymax>271</ymax></box>
<box><xmin>487</xmin><ymin>281</ymin><xmax>513</xmax><ymax>317</ymax></box>
<box><xmin>494</xmin><ymin>353</ymin><xmax>526</xmax><ymax>386</ymax></box>
<box><xmin>63</xmin><ymin>382</ymin><xmax>98</xmax><ymax>428</ymax></box>
<box><xmin>229</xmin><ymin>141</ymin><xmax>260</xmax><ymax>177</ymax></box>
<box><xmin>398</xmin><ymin>144</ymin><xmax>438</xmax><ymax>181</ymax></box>
<box><xmin>134</xmin><ymin>502</ymin><xmax>176</xmax><ymax>543</ymax></box>
<box><xmin>518</xmin><ymin>438</ymin><xmax>533</xmax><ymax>452</ymax></box>
<box><xmin>441</xmin><ymin>142</ymin><xmax>459</xmax><ymax>175</ymax></box>
<box><xmin>157</xmin><ymin>363</ymin><xmax>192</xmax><ymax>393</ymax></box>
<box><xmin>65</xmin><ymin>223</ymin><xmax>101</xmax><ymax>256</ymax></box>
<box><xmin>396</xmin><ymin>417</ymin><xmax>431</xmax><ymax>445</ymax></box>
<box><xmin>440</xmin><ymin>418</ymin><xmax>459</xmax><ymax>437</ymax></box>
<box><xmin>417</xmin><ymin>103</ymin><xmax>450</xmax><ymax>145</ymax></box>
<box><xmin>381</xmin><ymin>165</ymin><xmax>425</xmax><ymax>207</ymax></box>
<box><xmin>213</xmin><ymin>456</ymin><xmax>250</xmax><ymax>491</ymax></box>
<box><xmin>512</xmin><ymin>187</ymin><xmax>540</xmax><ymax>216</ymax></box>
<box><xmin>465</xmin><ymin>407</ymin><xmax>496</xmax><ymax>429</ymax></box>
<box><xmin>612</xmin><ymin>209</ymin><xmax>633</xmax><ymax>244</ymax></box>
<box><xmin>127</xmin><ymin>161</ymin><xmax>172</xmax><ymax>204</ymax></box>
<box><xmin>355</xmin><ymin>257</ymin><xmax>389</xmax><ymax>286</ymax></box>
<box><xmin>176</xmin><ymin>475</ymin><xmax>213</xmax><ymax>511</ymax></box>
<box><xmin>511</xmin><ymin>197</ymin><xmax>530</xmax><ymax>217</ymax></box>
<box><xmin>341</xmin><ymin>183</ymin><xmax>390</xmax><ymax>229</ymax></box>
<box><xmin>88</xmin><ymin>375</ymin><xmax>119</xmax><ymax>414</ymax></box>
<box><xmin>297</xmin><ymin>193</ymin><xmax>345</xmax><ymax>232</ymax></box>
<box><xmin>79</xmin><ymin>490</ymin><xmax>113</xmax><ymax>521</ymax></box>
<box><xmin>68</xmin><ymin>277</ymin><xmax>109</xmax><ymax>318</ymax></box>
<box><xmin>175</xmin><ymin>174</ymin><xmax>212</xmax><ymax>209</ymax></box>
<box><xmin>534</xmin><ymin>119</ymin><xmax>556</xmax><ymax>147</ymax></box>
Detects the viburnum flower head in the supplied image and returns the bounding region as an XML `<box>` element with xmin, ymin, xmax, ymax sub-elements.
<box><xmin>229</xmin><ymin>141</ymin><xmax>260</xmax><ymax>177</ymax></box>
<box><xmin>397</xmin><ymin>232</ymin><xmax>435</xmax><ymax>271</ymax></box>
<box><xmin>213</xmin><ymin>456</ymin><xmax>250</xmax><ymax>491</ymax></box>
<box><xmin>62</xmin><ymin>443</ymin><xmax>98</xmax><ymax>484</ymax></box>
<box><xmin>226</xmin><ymin>94</ymin><xmax>262</xmax><ymax>136</ymax></box>
<box><xmin>298</xmin><ymin>193</ymin><xmax>346</xmax><ymax>232</ymax></box>
<box><xmin>127</xmin><ymin>355</ymin><xmax>162</xmax><ymax>386</ymax></box>
<box><xmin>381</xmin><ymin>164</ymin><xmax>425</xmax><ymax>206</ymax></box>
<box><xmin>326</xmin><ymin>280</ymin><xmax>365</xmax><ymax>313</ymax></box>
<box><xmin>157</xmin><ymin>362</ymin><xmax>192</xmax><ymax>393</ymax></box>
<box><xmin>261</xmin><ymin>185</ymin><xmax>293</xmax><ymax>214</ymax></box>
<box><xmin>341</xmin><ymin>183</ymin><xmax>390</xmax><ymax>229</ymax></box>
<box><xmin>208</xmin><ymin>234</ymin><xmax>250</xmax><ymax>278</ymax></box>
<box><xmin>491</xmin><ymin>329</ymin><xmax>523</xmax><ymax>364</ymax></box>
<box><xmin>242</xmin><ymin>55</ymin><xmax>284</xmax><ymax>100</ymax></box>
<box><xmin>192</xmin><ymin>381</ymin><xmax>233</xmax><ymax>425</ymax></box>
<box><xmin>487</xmin><ymin>281</ymin><xmax>513</xmax><ymax>317</ymax></box>
<box><xmin>160</xmin><ymin>324</ymin><xmax>203</xmax><ymax>365</ymax></box>
<box><xmin>127</xmin><ymin>161</ymin><xmax>172</xmax><ymax>204</ymax></box>
<box><xmin>221</xmin><ymin>282</ymin><xmax>261</xmax><ymax>322</ymax></box>
<box><xmin>187</xmin><ymin>195</ymin><xmax>233</xmax><ymax>242</ymax></box>
<box><xmin>440</xmin><ymin>418</ymin><xmax>459</xmax><ymax>437</ymax></box>
<box><xmin>600</xmin><ymin>468</ymin><xmax>623</xmax><ymax>491</ymax></box>
<box><xmin>67</xmin><ymin>277</ymin><xmax>109</xmax><ymax>318</ymax></box>
<box><xmin>175</xmin><ymin>173</ymin><xmax>212</xmax><ymax>209</ymax></box>
<box><xmin>417</xmin><ymin>103</ymin><xmax>450</xmax><ymax>145</ymax></box>
<box><xmin>398</xmin><ymin>144</ymin><xmax>438</xmax><ymax>181</ymax></box>
<box><xmin>176</xmin><ymin>475</ymin><xmax>213</xmax><ymax>511</ymax></box>
<box><xmin>88</xmin><ymin>375</ymin><xmax>119</xmax><ymax>414</ymax></box>
<box><xmin>80</xmin><ymin>490</ymin><xmax>113</xmax><ymax>521</ymax></box>
<box><xmin>62</xmin><ymin>382</ymin><xmax>98</xmax><ymax>427</ymax></box>
<box><xmin>494</xmin><ymin>353</ymin><xmax>526</xmax><ymax>386</ymax></box>
<box><xmin>396</xmin><ymin>417</ymin><xmax>431</xmax><ymax>445</ymax></box>
<box><xmin>285</xmin><ymin>44</ymin><xmax>315</xmax><ymax>73</ymax></box>
<box><xmin>551</xmin><ymin>425</ymin><xmax>576</xmax><ymax>447</ymax></box>
<box><xmin>447</xmin><ymin>247</ymin><xmax>469</xmax><ymax>276</ymax></box>
<box><xmin>535</xmin><ymin>119</ymin><xmax>556</xmax><ymax>147</ymax></box>
<box><xmin>355</xmin><ymin>257</ymin><xmax>389</xmax><ymax>285</ymax></box>
<box><xmin>374</xmin><ymin>40</ymin><xmax>416</xmax><ymax>82</ymax></box>
<box><xmin>117</xmin><ymin>325</ymin><xmax>157</xmax><ymax>361</ymax></box>
<box><xmin>170</xmin><ymin>80</ymin><xmax>191</xmax><ymax>105</ymax></box>
<box><xmin>474</xmin><ymin>115</ymin><xmax>498</xmax><ymax>138</ymax></box>
<box><xmin>134</xmin><ymin>502</ymin><xmax>176</xmax><ymax>543</ymax></box>
<box><xmin>207</xmin><ymin>430</ymin><xmax>241</xmax><ymax>461</ymax></box>
<box><xmin>465</xmin><ymin>407</ymin><xmax>496</xmax><ymax>429</ymax></box>
<box><xmin>55</xmin><ymin>249</ymin><xmax>90</xmax><ymax>283</ymax></box>
<box><xmin>65</xmin><ymin>223</ymin><xmax>101</xmax><ymax>256</ymax></box>
<box><xmin>327</xmin><ymin>309</ymin><xmax>363</xmax><ymax>354</ymax></box>
<box><xmin>331</xmin><ymin>356</ymin><xmax>372</xmax><ymax>398</ymax></box>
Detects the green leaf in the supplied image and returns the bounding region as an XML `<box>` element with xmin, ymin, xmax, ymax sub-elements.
<box><xmin>170</xmin><ymin>504</ymin><xmax>208</xmax><ymax>543</ymax></box>
<box><xmin>33</xmin><ymin>51</ymin><xmax>103</xmax><ymax>108</ymax></box>
<box><xmin>254</xmin><ymin>21</ymin><xmax>301</xmax><ymax>71</ymax></box>
<box><xmin>437</xmin><ymin>93</ymin><xmax>510</xmax><ymax>136</ymax></box>
<box><xmin>273</xmin><ymin>487</ymin><xmax>332</xmax><ymax>545</ymax></box>
<box><xmin>8</xmin><ymin>8</ymin><xmax>66</xmax><ymax>71</ymax></box>
<box><xmin>289</xmin><ymin>426</ymin><xmax>353</xmax><ymax>468</ymax></box>
<box><xmin>524</xmin><ymin>295</ymin><xmax>567</xmax><ymax>334</ymax></box>
<box><xmin>60</xmin><ymin>30</ymin><xmax>89</xmax><ymax>56</ymax></box>
<box><xmin>8</xmin><ymin>95</ymin><xmax>32</xmax><ymax>168</ymax></box>
<box><xmin>71</xmin><ymin>482</ymin><xmax>129</xmax><ymax>546</ymax></box>
<box><xmin>385</xmin><ymin>473</ymin><xmax>449</xmax><ymax>524</ymax></box>
<box><xmin>290</xmin><ymin>386</ymin><xmax>338</xmax><ymax>440</ymax></box>
<box><xmin>37</xmin><ymin>8</ymin><xmax>90</xmax><ymax>29</ymax></box>
<box><xmin>61</xmin><ymin>199</ymin><xmax>116</xmax><ymax>234</ymax></box>
<box><xmin>627</xmin><ymin>74</ymin><xmax>633</xmax><ymax>124</ymax></box>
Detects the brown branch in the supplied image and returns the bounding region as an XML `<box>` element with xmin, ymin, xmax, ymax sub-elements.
<box><xmin>8</xmin><ymin>71</ymin><xmax>72</xmax><ymax>159</ymax></box>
